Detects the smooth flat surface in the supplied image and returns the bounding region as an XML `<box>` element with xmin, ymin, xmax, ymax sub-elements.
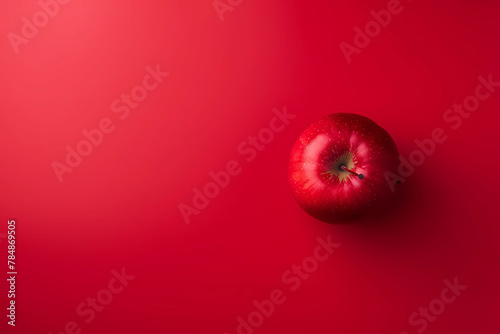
<box><xmin>1</xmin><ymin>1</ymin><xmax>499</xmax><ymax>333</ymax></box>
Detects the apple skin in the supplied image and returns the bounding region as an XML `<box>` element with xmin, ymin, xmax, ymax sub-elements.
<box><xmin>289</xmin><ymin>113</ymin><xmax>400</xmax><ymax>223</ymax></box>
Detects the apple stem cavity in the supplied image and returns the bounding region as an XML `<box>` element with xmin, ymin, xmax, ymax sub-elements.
<box><xmin>340</xmin><ymin>165</ymin><xmax>365</xmax><ymax>180</ymax></box>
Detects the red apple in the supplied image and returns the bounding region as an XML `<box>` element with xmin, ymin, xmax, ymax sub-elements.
<box><xmin>289</xmin><ymin>113</ymin><xmax>400</xmax><ymax>222</ymax></box>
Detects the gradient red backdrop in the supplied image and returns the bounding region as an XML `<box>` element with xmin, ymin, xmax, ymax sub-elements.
<box><xmin>1</xmin><ymin>0</ymin><xmax>499</xmax><ymax>333</ymax></box>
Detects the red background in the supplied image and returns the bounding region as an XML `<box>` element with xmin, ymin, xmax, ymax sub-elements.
<box><xmin>1</xmin><ymin>0</ymin><xmax>499</xmax><ymax>333</ymax></box>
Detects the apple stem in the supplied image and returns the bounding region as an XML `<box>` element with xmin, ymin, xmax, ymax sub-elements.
<box><xmin>340</xmin><ymin>165</ymin><xmax>365</xmax><ymax>180</ymax></box>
